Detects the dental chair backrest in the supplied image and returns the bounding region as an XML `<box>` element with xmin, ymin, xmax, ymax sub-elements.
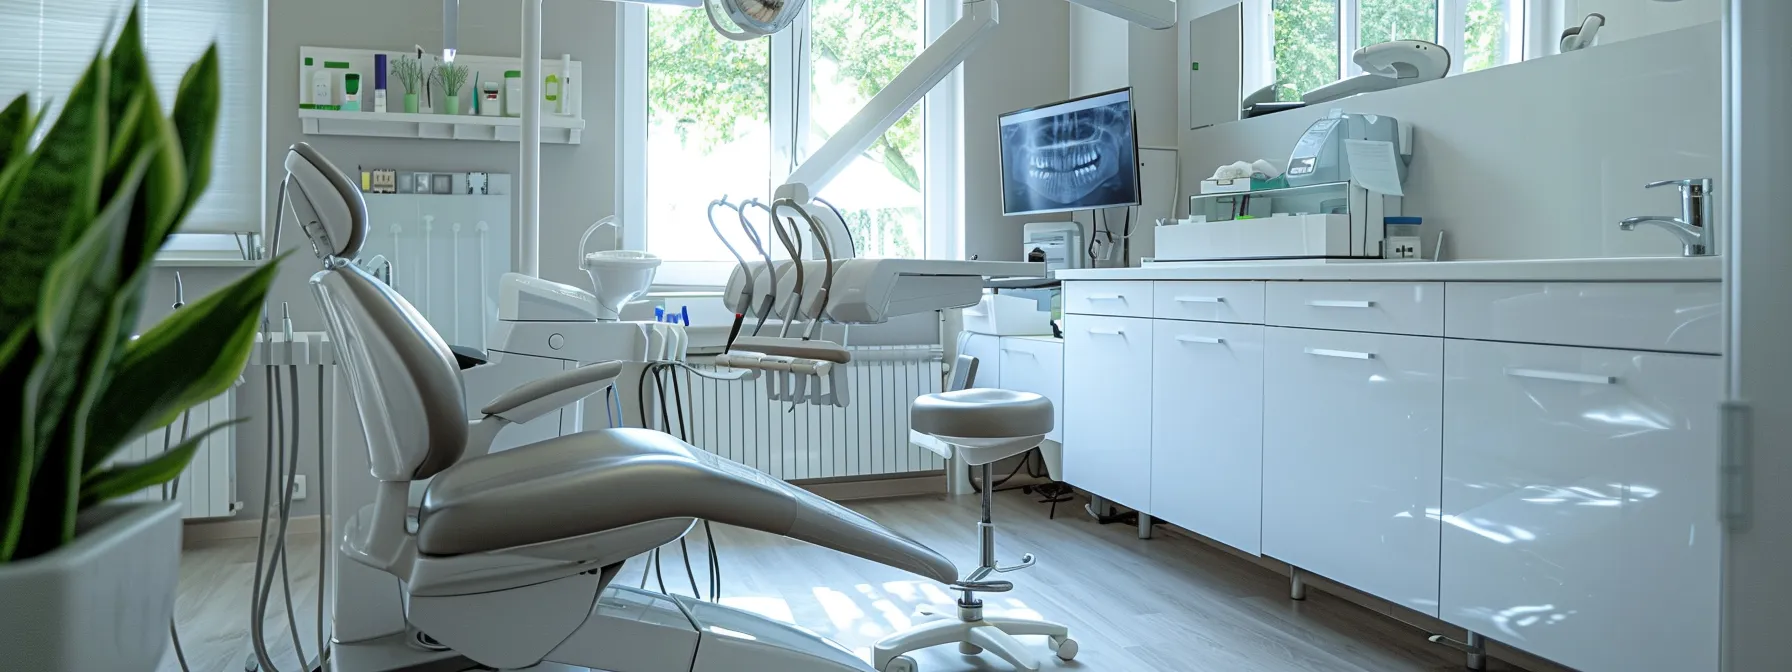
<box><xmin>288</xmin><ymin>142</ymin><xmax>470</xmax><ymax>482</ymax></box>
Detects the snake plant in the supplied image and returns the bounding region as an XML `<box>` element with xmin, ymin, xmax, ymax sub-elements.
<box><xmin>0</xmin><ymin>5</ymin><xmax>278</xmax><ymax>562</ymax></box>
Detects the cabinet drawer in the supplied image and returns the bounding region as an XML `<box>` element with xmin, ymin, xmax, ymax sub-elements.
<box><xmin>999</xmin><ymin>338</ymin><xmax>1063</xmax><ymax>444</ymax></box>
<box><xmin>1153</xmin><ymin>281</ymin><xmax>1265</xmax><ymax>324</ymax></box>
<box><xmin>1445</xmin><ymin>282</ymin><xmax>1722</xmax><ymax>354</ymax></box>
<box><xmin>1266</xmin><ymin>282</ymin><xmax>1443</xmax><ymax>336</ymax></box>
<box><xmin>1062</xmin><ymin>315</ymin><xmax>1153</xmax><ymax>513</ymax></box>
<box><xmin>1064</xmin><ymin>281</ymin><xmax>1153</xmax><ymax>317</ymax></box>
<box><xmin>1262</xmin><ymin>326</ymin><xmax>1443</xmax><ymax>616</ymax></box>
<box><xmin>1151</xmin><ymin>321</ymin><xmax>1263</xmax><ymax>555</ymax></box>
<box><xmin>1440</xmin><ymin>340</ymin><xmax>1720</xmax><ymax>672</ymax></box>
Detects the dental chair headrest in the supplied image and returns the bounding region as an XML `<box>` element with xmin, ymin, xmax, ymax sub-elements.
<box><xmin>284</xmin><ymin>142</ymin><xmax>367</xmax><ymax>261</ymax></box>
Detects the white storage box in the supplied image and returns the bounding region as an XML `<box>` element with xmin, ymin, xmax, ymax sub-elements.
<box><xmin>1155</xmin><ymin>214</ymin><xmax>1359</xmax><ymax>261</ymax></box>
<box><xmin>962</xmin><ymin>293</ymin><xmax>1053</xmax><ymax>336</ymax></box>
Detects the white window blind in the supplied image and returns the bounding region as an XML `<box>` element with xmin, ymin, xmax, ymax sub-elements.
<box><xmin>0</xmin><ymin>0</ymin><xmax>264</xmax><ymax>234</ymax></box>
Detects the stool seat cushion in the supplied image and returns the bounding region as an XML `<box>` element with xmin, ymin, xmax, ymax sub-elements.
<box><xmin>911</xmin><ymin>389</ymin><xmax>1054</xmax><ymax>440</ymax></box>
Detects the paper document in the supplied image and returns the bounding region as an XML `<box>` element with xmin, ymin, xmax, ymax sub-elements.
<box><xmin>1343</xmin><ymin>139</ymin><xmax>1404</xmax><ymax>196</ymax></box>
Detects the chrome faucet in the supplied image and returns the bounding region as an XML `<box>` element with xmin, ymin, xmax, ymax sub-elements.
<box><xmin>1619</xmin><ymin>178</ymin><xmax>1712</xmax><ymax>256</ymax></box>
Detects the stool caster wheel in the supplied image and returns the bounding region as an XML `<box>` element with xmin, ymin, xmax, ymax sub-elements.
<box><xmin>959</xmin><ymin>641</ymin><xmax>984</xmax><ymax>655</ymax></box>
<box><xmin>883</xmin><ymin>655</ymin><xmax>919</xmax><ymax>672</ymax></box>
<box><xmin>1049</xmin><ymin>635</ymin><xmax>1079</xmax><ymax>661</ymax></box>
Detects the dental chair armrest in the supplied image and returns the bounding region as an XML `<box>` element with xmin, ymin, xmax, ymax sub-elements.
<box><xmin>481</xmin><ymin>360</ymin><xmax>625</xmax><ymax>424</ymax></box>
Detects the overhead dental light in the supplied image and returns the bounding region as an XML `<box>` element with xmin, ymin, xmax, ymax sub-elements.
<box><xmin>705</xmin><ymin>0</ymin><xmax>807</xmax><ymax>41</ymax></box>
<box><xmin>1301</xmin><ymin>39</ymin><xmax>1451</xmax><ymax>104</ymax></box>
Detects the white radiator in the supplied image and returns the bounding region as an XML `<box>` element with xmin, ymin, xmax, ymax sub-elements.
<box><xmin>682</xmin><ymin>346</ymin><xmax>946</xmax><ymax>481</ymax></box>
<box><xmin>110</xmin><ymin>392</ymin><xmax>237</xmax><ymax>519</ymax></box>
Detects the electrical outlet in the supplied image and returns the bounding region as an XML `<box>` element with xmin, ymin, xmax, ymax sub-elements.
<box><xmin>290</xmin><ymin>475</ymin><xmax>308</xmax><ymax>501</ymax></box>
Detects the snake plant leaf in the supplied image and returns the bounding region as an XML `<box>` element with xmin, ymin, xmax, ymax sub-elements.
<box><xmin>79</xmin><ymin>420</ymin><xmax>239</xmax><ymax>508</ymax></box>
<box><xmin>82</xmin><ymin>259</ymin><xmax>280</xmax><ymax>471</ymax></box>
<box><xmin>120</xmin><ymin>91</ymin><xmax>186</xmax><ymax>277</ymax></box>
<box><xmin>0</xmin><ymin>328</ymin><xmax>37</xmax><ymax>561</ymax></box>
<box><xmin>10</xmin><ymin>150</ymin><xmax>146</xmax><ymax>558</ymax></box>
<box><xmin>0</xmin><ymin>56</ymin><xmax>107</xmax><ymax>333</ymax></box>
<box><xmin>0</xmin><ymin>95</ymin><xmax>31</xmax><ymax>177</ymax></box>
<box><xmin>103</xmin><ymin>7</ymin><xmax>148</xmax><ymax>187</ymax></box>
<box><xmin>168</xmin><ymin>45</ymin><xmax>219</xmax><ymax>231</ymax></box>
<box><xmin>25</xmin><ymin>150</ymin><xmax>148</xmax><ymax>467</ymax></box>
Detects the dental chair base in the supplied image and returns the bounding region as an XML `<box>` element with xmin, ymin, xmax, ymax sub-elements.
<box><xmin>333</xmin><ymin>582</ymin><xmax>875</xmax><ymax>672</ymax></box>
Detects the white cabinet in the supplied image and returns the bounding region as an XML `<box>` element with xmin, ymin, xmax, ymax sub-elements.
<box><xmin>1440</xmin><ymin>340</ymin><xmax>1721</xmax><ymax>672</ymax></box>
<box><xmin>1262</xmin><ymin>326</ymin><xmax>1444</xmax><ymax>617</ymax></box>
<box><xmin>999</xmin><ymin>337</ymin><xmax>1064</xmax><ymax>444</ymax></box>
<box><xmin>956</xmin><ymin>332</ymin><xmax>1003</xmax><ymax>387</ymax></box>
<box><xmin>1063</xmin><ymin>314</ymin><xmax>1154</xmax><ymax>513</ymax></box>
<box><xmin>1151</xmin><ymin>320</ymin><xmax>1264</xmax><ymax>555</ymax></box>
<box><xmin>1064</xmin><ymin>280</ymin><xmax>1153</xmax><ymax>317</ymax></box>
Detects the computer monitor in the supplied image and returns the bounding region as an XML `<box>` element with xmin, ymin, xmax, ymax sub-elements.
<box><xmin>998</xmin><ymin>87</ymin><xmax>1141</xmax><ymax>217</ymax></box>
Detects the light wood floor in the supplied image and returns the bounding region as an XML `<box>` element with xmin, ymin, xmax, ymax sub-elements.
<box><xmin>165</xmin><ymin>490</ymin><xmax>1533</xmax><ymax>672</ymax></box>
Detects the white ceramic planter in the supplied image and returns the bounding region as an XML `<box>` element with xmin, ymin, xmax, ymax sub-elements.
<box><xmin>0</xmin><ymin>500</ymin><xmax>182</xmax><ymax>671</ymax></box>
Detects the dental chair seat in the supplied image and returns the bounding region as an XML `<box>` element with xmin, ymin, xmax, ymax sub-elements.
<box><xmin>417</xmin><ymin>427</ymin><xmax>959</xmax><ymax>585</ymax></box>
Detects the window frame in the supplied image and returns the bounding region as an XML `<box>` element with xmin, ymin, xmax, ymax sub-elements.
<box><xmin>617</xmin><ymin>0</ymin><xmax>961</xmax><ymax>287</ymax></box>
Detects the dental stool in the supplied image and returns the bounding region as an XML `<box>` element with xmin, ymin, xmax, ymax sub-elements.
<box><xmin>873</xmin><ymin>370</ymin><xmax>1077</xmax><ymax>672</ymax></box>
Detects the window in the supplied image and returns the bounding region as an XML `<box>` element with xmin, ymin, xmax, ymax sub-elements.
<box><xmin>807</xmin><ymin>0</ymin><xmax>926</xmax><ymax>260</ymax></box>
<box><xmin>623</xmin><ymin>0</ymin><xmax>953</xmax><ymax>285</ymax></box>
<box><xmin>1265</xmin><ymin>0</ymin><xmax>1524</xmax><ymax>101</ymax></box>
<box><xmin>0</xmin><ymin>0</ymin><xmax>265</xmax><ymax>235</ymax></box>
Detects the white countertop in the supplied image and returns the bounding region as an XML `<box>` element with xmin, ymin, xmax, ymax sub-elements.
<box><xmin>1053</xmin><ymin>256</ymin><xmax>1723</xmax><ymax>283</ymax></box>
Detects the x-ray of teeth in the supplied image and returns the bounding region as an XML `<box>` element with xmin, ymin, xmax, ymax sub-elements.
<box><xmin>999</xmin><ymin>92</ymin><xmax>1139</xmax><ymax>216</ymax></box>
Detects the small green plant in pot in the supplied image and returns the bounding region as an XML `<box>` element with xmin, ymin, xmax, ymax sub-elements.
<box><xmin>437</xmin><ymin>62</ymin><xmax>470</xmax><ymax>115</ymax></box>
<box><xmin>0</xmin><ymin>5</ymin><xmax>278</xmax><ymax>669</ymax></box>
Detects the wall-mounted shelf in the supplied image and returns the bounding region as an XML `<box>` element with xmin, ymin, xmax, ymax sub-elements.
<box><xmin>299</xmin><ymin>109</ymin><xmax>584</xmax><ymax>144</ymax></box>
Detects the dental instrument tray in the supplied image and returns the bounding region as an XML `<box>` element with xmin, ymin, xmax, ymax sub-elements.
<box><xmin>1159</xmin><ymin>180</ymin><xmax>1403</xmax><ymax>261</ymax></box>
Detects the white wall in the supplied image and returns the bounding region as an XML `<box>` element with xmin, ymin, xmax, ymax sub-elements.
<box><xmin>1565</xmin><ymin>0</ymin><xmax>1720</xmax><ymax>45</ymax></box>
<box><xmin>1067</xmin><ymin>4</ymin><xmax>1178</xmax><ymax>265</ymax></box>
<box><xmin>145</xmin><ymin>0</ymin><xmax>621</xmax><ymax>519</ymax></box>
<box><xmin>1179</xmin><ymin>21</ymin><xmax>1722</xmax><ymax>260</ymax></box>
<box><xmin>963</xmin><ymin>0</ymin><xmax>1071</xmax><ymax>261</ymax></box>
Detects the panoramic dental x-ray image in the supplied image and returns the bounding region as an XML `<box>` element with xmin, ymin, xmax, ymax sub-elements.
<box><xmin>999</xmin><ymin>88</ymin><xmax>1139</xmax><ymax>216</ymax></box>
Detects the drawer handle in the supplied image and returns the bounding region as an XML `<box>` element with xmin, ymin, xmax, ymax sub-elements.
<box><xmin>1305</xmin><ymin>347</ymin><xmax>1375</xmax><ymax>360</ymax></box>
<box><xmin>1088</xmin><ymin>328</ymin><xmax>1126</xmax><ymax>336</ymax></box>
<box><xmin>1505</xmin><ymin>368</ymin><xmax>1617</xmax><ymax>385</ymax></box>
<box><xmin>1086</xmin><ymin>294</ymin><xmax>1127</xmax><ymax>301</ymax></box>
<box><xmin>1307</xmin><ymin>299</ymin><xmax>1376</xmax><ymax>309</ymax></box>
<box><xmin>1175</xmin><ymin>335</ymin><xmax>1225</xmax><ymax>345</ymax></box>
<box><xmin>1000</xmin><ymin>348</ymin><xmax>1037</xmax><ymax>357</ymax></box>
<box><xmin>1174</xmin><ymin>296</ymin><xmax>1226</xmax><ymax>304</ymax></box>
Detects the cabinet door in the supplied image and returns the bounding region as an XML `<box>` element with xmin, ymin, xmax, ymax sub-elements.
<box><xmin>1262</xmin><ymin>326</ymin><xmax>1444</xmax><ymax>616</ymax></box>
<box><xmin>1062</xmin><ymin>315</ymin><xmax>1154</xmax><ymax>513</ymax></box>
<box><xmin>1000</xmin><ymin>338</ymin><xmax>1064</xmax><ymax>444</ymax></box>
<box><xmin>1441</xmin><ymin>340</ymin><xmax>1721</xmax><ymax>672</ymax></box>
<box><xmin>956</xmin><ymin>332</ymin><xmax>1002</xmax><ymax>388</ymax></box>
<box><xmin>1151</xmin><ymin>320</ymin><xmax>1264</xmax><ymax>555</ymax></box>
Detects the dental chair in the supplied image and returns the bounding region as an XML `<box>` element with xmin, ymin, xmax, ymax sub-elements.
<box><xmin>287</xmin><ymin>142</ymin><xmax>963</xmax><ymax>672</ymax></box>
